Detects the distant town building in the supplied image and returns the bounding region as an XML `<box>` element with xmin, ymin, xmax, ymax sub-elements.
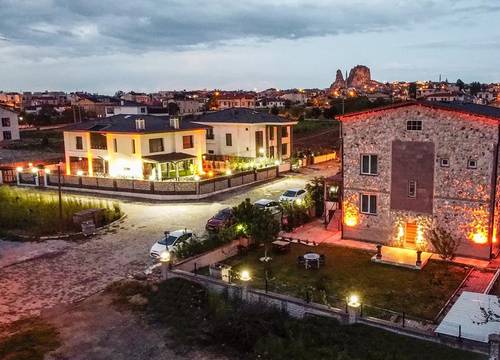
<box><xmin>255</xmin><ymin>98</ymin><xmax>285</xmax><ymax>109</ymax></box>
<box><xmin>216</xmin><ymin>94</ymin><xmax>255</xmax><ymax>109</ymax></box>
<box><xmin>121</xmin><ymin>91</ymin><xmax>152</xmax><ymax>105</ymax></box>
<box><xmin>0</xmin><ymin>105</ymin><xmax>20</xmax><ymax>142</ymax></box>
<box><xmin>105</xmin><ymin>100</ymin><xmax>148</xmax><ymax>117</ymax></box>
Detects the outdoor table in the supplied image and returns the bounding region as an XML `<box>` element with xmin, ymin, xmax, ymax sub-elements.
<box><xmin>303</xmin><ymin>252</ymin><xmax>320</xmax><ymax>269</ymax></box>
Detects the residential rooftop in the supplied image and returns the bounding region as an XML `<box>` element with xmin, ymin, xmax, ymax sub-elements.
<box><xmin>192</xmin><ymin>108</ymin><xmax>296</xmax><ymax>124</ymax></box>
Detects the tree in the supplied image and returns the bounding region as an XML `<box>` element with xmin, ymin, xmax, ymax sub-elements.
<box><xmin>408</xmin><ymin>82</ymin><xmax>417</xmax><ymax>99</ymax></box>
<box><xmin>307</xmin><ymin>107</ymin><xmax>322</xmax><ymax>119</ymax></box>
<box><xmin>251</xmin><ymin>209</ymin><xmax>281</xmax><ymax>260</ymax></box>
<box><xmin>456</xmin><ymin>79</ymin><xmax>465</xmax><ymax>91</ymax></box>
<box><xmin>305</xmin><ymin>177</ymin><xmax>325</xmax><ymax>216</ymax></box>
<box><xmin>470</xmin><ymin>81</ymin><xmax>482</xmax><ymax>96</ymax></box>
<box><xmin>323</xmin><ymin>106</ymin><xmax>337</xmax><ymax>119</ymax></box>
<box><xmin>167</xmin><ymin>102</ymin><xmax>180</xmax><ymax>116</ymax></box>
<box><xmin>428</xmin><ymin>227</ymin><xmax>460</xmax><ymax>260</ymax></box>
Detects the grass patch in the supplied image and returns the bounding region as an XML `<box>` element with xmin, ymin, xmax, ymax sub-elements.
<box><xmin>0</xmin><ymin>317</ymin><xmax>60</xmax><ymax>360</ymax></box>
<box><xmin>108</xmin><ymin>278</ymin><xmax>484</xmax><ymax>360</ymax></box>
<box><xmin>222</xmin><ymin>244</ymin><xmax>468</xmax><ymax>320</ymax></box>
<box><xmin>0</xmin><ymin>186</ymin><xmax>122</xmax><ymax>237</ymax></box>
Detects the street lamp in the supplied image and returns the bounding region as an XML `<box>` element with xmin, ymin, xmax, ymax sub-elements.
<box><xmin>347</xmin><ymin>294</ymin><xmax>361</xmax><ymax>308</ymax></box>
<box><xmin>240</xmin><ymin>269</ymin><xmax>251</xmax><ymax>300</ymax></box>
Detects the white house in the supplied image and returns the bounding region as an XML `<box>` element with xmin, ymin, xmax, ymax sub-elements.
<box><xmin>191</xmin><ymin>108</ymin><xmax>297</xmax><ymax>161</ymax></box>
<box><xmin>105</xmin><ymin>100</ymin><xmax>148</xmax><ymax>117</ymax></box>
<box><xmin>63</xmin><ymin>114</ymin><xmax>208</xmax><ymax>180</ymax></box>
<box><xmin>0</xmin><ymin>105</ymin><xmax>20</xmax><ymax>142</ymax></box>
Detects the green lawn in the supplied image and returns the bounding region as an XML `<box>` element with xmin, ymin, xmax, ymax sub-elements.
<box><xmin>223</xmin><ymin>244</ymin><xmax>468</xmax><ymax>320</ymax></box>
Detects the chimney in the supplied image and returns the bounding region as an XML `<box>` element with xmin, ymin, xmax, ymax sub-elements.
<box><xmin>135</xmin><ymin>118</ymin><xmax>145</xmax><ymax>130</ymax></box>
<box><xmin>170</xmin><ymin>116</ymin><xmax>180</xmax><ymax>129</ymax></box>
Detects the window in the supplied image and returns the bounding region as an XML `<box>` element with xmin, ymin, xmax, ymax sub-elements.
<box><xmin>149</xmin><ymin>138</ymin><xmax>164</xmax><ymax>153</ymax></box>
<box><xmin>361</xmin><ymin>154</ymin><xmax>378</xmax><ymax>175</ymax></box>
<box><xmin>106</xmin><ymin>107</ymin><xmax>114</xmax><ymax>115</ymax></box>
<box><xmin>132</xmin><ymin>139</ymin><xmax>136</xmax><ymax>154</ymax></box>
<box><xmin>269</xmin><ymin>145</ymin><xmax>275</xmax><ymax>158</ymax></box>
<box><xmin>76</xmin><ymin>136</ymin><xmax>83</xmax><ymax>150</ymax></box>
<box><xmin>140</xmin><ymin>107</ymin><xmax>146</xmax><ymax>113</ymax></box>
<box><xmin>208</xmin><ymin>150</ymin><xmax>214</xmax><ymax>154</ymax></box>
<box><xmin>408</xmin><ymin>180</ymin><xmax>417</xmax><ymax>198</ymax></box>
<box><xmin>90</xmin><ymin>133</ymin><xmax>107</xmax><ymax>150</ymax></box>
<box><xmin>467</xmin><ymin>159</ymin><xmax>477</xmax><ymax>169</ymax></box>
<box><xmin>113</xmin><ymin>138</ymin><xmax>118</xmax><ymax>152</ymax></box>
<box><xmin>269</xmin><ymin>127</ymin><xmax>275</xmax><ymax>140</ymax></box>
<box><xmin>2</xmin><ymin>131</ymin><xmax>12</xmax><ymax>140</ymax></box>
<box><xmin>183</xmin><ymin>135</ymin><xmax>194</xmax><ymax>149</ymax></box>
<box><xmin>281</xmin><ymin>143</ymin><xmax>288</xmax><ymax>156</ymax></box>
<box><xmin>440</xmin><ymin>158</ymin><xmax>449</xmax><ymax>167</ymax></box>
<box><xmin>225</xmin><ymin>133</ymin><xmax>232</xmax><ymax>146</ymax></box>
<box><xmin>360</xmin><ymin>194</ymin><xmax>377</xmax><ymax>215</ymax></box>
<box><xmin>281</xmin><ymin>127</ymin><xmax>288</xmax><ymax>137</ymax></box>
<box><xmin>206</xmin><ymin>128</ymin><xmax>214</xmax><ymax>140</ymax></box>
<box><xmin>1</xmin><ymin>117</ymin><xmax>10</xmax><ymax>127</ymax></box>
<box><xmin>406</xmin><ymin>120</ymin><xmax>422</xmax><ymax>131</ymax></box>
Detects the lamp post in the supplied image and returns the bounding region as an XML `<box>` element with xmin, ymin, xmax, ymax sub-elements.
<box><xmin>57</xmin><ymin>162</ymin><xmax>63</xmax><ymax>227</ymax></box>
<box><xmin>240</xmin><ymin>269</ymin><xmax>251</xmax><ymax>301</ymax></box>
<box><xmin>347</xmin><ymin>294</ymin><xmax>361</xmax><ymax>324</ymax></box>
<box><xmin>160</xmin><ymin>250</ymin><xmax>171</xmax><ymax>280</ymax></box>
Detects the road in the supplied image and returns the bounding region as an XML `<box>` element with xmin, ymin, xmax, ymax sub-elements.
<box><xmin>0</xmin><ymin>162</ymin><xmax>338</xmax><ymax>325</ymax></box>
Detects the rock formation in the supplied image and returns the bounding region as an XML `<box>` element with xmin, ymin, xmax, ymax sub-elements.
<box><xmin>346</xmin><ymin>65</ymin><xmax>371</xmax><ymax>88</ymax></box>
<box><xmin>330</xmin><ymin>69</ymin><xmax>345</xmax><ymax>90</ymax></box>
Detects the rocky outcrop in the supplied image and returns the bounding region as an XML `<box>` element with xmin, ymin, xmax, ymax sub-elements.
<box><xmin>330</xmin><ymin>69</ymin><xmax>345</xmax><ymax>90</ymax></box>
<box><xmin>347</xmin><ymin>65</ymin><xmax>371</xmax><ymax>88</ymax></box>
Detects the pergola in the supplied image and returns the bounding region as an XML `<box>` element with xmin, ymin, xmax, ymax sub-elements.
<box><xmin>143</xmin><ymin>152</ymin><xmax>197</xmax><ymax>181</ymax></box>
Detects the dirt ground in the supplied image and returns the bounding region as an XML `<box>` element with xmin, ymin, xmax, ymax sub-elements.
<box><xmin>44</xmin><ymin>291</ymin><xmax>226</xmax><ymax>360</ymax></box>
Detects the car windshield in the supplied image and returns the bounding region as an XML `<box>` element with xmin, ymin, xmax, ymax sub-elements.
<box><xmin>283</xmin><ymin>190</ymin><xmax>297</xmax><ymax>197</ymax></box>
<box><xmin>158</xmin><ymin>235</ymin><xmax>178</xmax><ymax>246</ymax></box>
<box><xmin>214</xmin><ymin>210</ymin><xmax>230</xmax><ymax>220</ymax></box>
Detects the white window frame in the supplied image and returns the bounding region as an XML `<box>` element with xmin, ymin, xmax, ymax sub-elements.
<box><xmin>467</xmin><ymin>159</ymin><xmax>477</xmax><ymax>169</ymax></box>
<box><xmin>408</xmin><ymin>180</ymin><xmax>417</xmax><ymax>198</ymax></box>
<box><xmin>360</xmin><ymin>193</ymin><xmax>377</xmax><ymax>215</ymax></box>
<box><xmin>360</xmin><ymin>154</ymin><xmax>378</xmax><ymax>175</ymax></box>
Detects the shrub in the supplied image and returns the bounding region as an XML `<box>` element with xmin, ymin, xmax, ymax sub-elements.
<box><xmin>428</xmin><ymin>227</ymin><xmax>460</xmax><ymax>260</ymax></box>
<box><xmin>0</xmin><ymin>186</ymin><xmax>122</xmax><ymax>236</ymax></box>
<box><xmin>174</xmin><ymin>225</ymin><xmax>238</xmax><ymax>259</ymax></box>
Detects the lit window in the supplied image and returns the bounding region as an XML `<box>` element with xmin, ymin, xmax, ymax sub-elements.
<box><xmin>183</xmin><ymin>135</ymin><xmax>194</xmax><ymax>149</ymax></box>
<box><xmin>360</xmin><ymin>194</ymin><xmax>377</xmax><ymax>215</ymax></box>
<box><xmin>406</xmin><ymin>120</ymin><xmax>422</xmax><ymax>131</ymax></box>
<box><xmin>440</xmin><ymin>158</ymin><xmax>449</xmax><ymax>167</ymax></box>
<box><xmin>408</xmin><ymin>180</ymin><xmax>417</xmax><ymax>198</ymax></box>
<box><xmin>467</xmin><ymin>159</ymin><xmax>477</xmax><ymax>169</ymax></box>
<box><xmin>361</xmin><ymin>155</ymin><xmax>378</xmax><ymax>175</ymax></box>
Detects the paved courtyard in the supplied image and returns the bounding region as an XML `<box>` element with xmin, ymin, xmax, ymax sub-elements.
<box><xmin>0</xmin><ymin>162</ymin><xmax>338</xmax><ymax>325</ymax></box>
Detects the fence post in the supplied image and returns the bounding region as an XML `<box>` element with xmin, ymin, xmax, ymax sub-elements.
<box><xmin>360</xmin><ymin>303</ymin><xmax>363</xmax><ymax>318</ymax></box>
<box><xmin>458</xmin><ymin>325</ymin><xmax>462</xmax><ymax>342</ymax></box>
<box><xmin>402</xmin><ymin>312</ymin><xmax>405</xmax><ymax>328</ymax></box>
<box><xmin>194</xmin><ymin>262</ymin><xmax>197</xmax><ymax>275</ymax></box>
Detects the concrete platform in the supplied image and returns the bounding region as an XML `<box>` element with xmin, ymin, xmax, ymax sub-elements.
<box><xmin>371</xmin><ymin>246</ymin><xmax>433</xmax><ymax>270</ymax></box>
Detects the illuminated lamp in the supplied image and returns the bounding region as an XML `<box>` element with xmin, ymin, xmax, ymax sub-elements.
<box><xmin>208</xmin><ymin>170</ymin><xmax>214</xmax><ymax>178</ymax></box>
<box><xmin>347</xmin><ymin>294</ymin><xmax>361</xmax><ymax>308</ymax></box>
<box><xmin>76</xmin><ymin>170</ymin><xmax>84</xmax><ymax>176</ymax></box>
<box><xmin>31</xmin><ymin>167</ymin><xmax>38</xmax><ymax>174</ymax></box>
<box><xmin>225</xmin><ymin>169</ymin><xmax>232</xmax><ymax>176</ymax></box>
<box><xmin>472</xmin><ymin>232</ymin><xmax>488</xmax><ymax>244</ymax></box>
<box><xmin>240</xmin><ymin>270</ymin><xmax>251</xmax><ymax>282</ymax></box>
<box><xmin>44</xmin><ymin>168</ymin><xmax>51</xmax><ymax>174</ymax></box>
<box><xmin>193</xmin><ymin>175</ymin><xmax>201</xmax><ymax>181</ymax></box>
<box><xmin>16</xmin><ymin>166</ymin><xmax>23</xmax><ymax>172</ymax></box>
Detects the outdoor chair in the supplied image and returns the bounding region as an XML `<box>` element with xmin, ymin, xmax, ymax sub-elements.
<box><xmin>297</xmin><ymin>255</ymin><xmax>305</xmax><ymax>266</ymax></box>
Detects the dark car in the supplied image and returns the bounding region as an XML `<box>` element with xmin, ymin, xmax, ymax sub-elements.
<box><xmin>206</xmin><ymin>208</ymin><xmax>235</xmax><ymax>231</ymax></box>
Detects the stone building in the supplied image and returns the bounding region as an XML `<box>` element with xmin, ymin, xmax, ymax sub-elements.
<box><xmin>338</xmin><ymin>101</ymin><xmax>500</xmax><ymax>259</ymax></box>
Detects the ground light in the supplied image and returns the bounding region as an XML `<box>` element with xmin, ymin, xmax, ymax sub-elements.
<box><xmin>76</xmin><ymin>170</ymin><xmax>84</xmax><ymax>176</ymax></box>
<box><xmin>240</xmin><ymin>269</ymin><xmax>251</xmax><ymax>282</ymax></box>
<box><xmin>225</xmin><ymin>169</ymin><xmax>232</xmax><ymax>176</ymax></box>
<box><xmin>347</xmin><ymin>294</ymin><xmax>361</xmax><ymax>308</ymax></box>
<box><xmin>160</xmin><ymin>250</ymin><xmax>171</xmax><ymax>280</ymax></box>
<box><xmin>44</xmin><ymin>168</ymin><xmax>51</xmax><ymax>174</ymax></box>
<box><xmin>193</xmin><ymin>174</ymin><xmax>201</xmax><ymax>181</ymax></box>
<box><xmin>16</xmin><ymin>166</ymin><xmax>23</xmax><ymax>172</ymax></box>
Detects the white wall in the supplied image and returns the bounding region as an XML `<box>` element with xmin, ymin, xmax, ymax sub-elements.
<box><xmin>0</xmin><ymin>107</ymin><xmax>20</xmax><ymax>141</ymax></box>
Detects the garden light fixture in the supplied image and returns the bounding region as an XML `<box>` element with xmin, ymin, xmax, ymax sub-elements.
<box><xmin>160</xmin><ymin>250</ymin><xmax>171</xmax><ymax>263</ymax></box>
<box><xmin>240</xmin><ymin>270</ymin><xmax>251</xmax><ymax>282</ymax></box>
<box><xmin>16</xmin><ymin>166</ymin><xmax>23</xmax><ymax>172</ymax></box>
<box><xmin>348</xmin><ymin>294</ymin><xmax>361</xmax><ymax>308</ymax></box>
<box><xmin>76</xmin><ymin>170</ymin><xmax>84</xmax><ymax>176</ymax></box>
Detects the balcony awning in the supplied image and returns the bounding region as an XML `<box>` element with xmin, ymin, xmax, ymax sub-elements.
<box><xmin>142</xmin><ymin>152</ymin><xmax>196</xmax><ymax>163</ymax></box>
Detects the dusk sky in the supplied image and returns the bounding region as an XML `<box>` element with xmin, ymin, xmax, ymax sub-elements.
<box><xmin>0</xmin><ymin>0</ymin><xmax>499</xmax><ymax>94</ymax></box>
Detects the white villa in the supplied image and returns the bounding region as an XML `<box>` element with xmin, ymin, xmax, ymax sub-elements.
<box><xmin>191</xmin><ymin>108</ymin><xmax>297</xmax><ymax>160</ymax></box>
<box><xmin>63</xmin><ymin>115</ymin><xmax>208</xmax><ymax>180</ymax></box>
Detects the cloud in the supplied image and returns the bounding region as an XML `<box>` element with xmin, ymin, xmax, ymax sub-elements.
<box><xmin>0</xmin><ymin>0</ymin><xmax>497</xmax><ymax>58</ymax></box>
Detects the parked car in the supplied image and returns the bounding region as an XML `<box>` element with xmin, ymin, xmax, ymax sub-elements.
<box><xmin>206</xmin><ymin>208</ymin><xmax>235</xmax><ymax>231</ymax></box>
<box><xmin>254</xmin><ymin>199</ymin><xmax>282</xmax><ymax>215</ymax></box>
<box><xmin>279</xmin><ymin>188</ymin><xmax>307</xmax><ymax>204</ymax></box>
<box><xmin>150</xmin><ymin>229</ymin><xmax>193</xmax><ymax>259</ymax></box>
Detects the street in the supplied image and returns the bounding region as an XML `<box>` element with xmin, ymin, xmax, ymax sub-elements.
<box><xmin>0</xmin><ymin>162</ymin><xmax>338</xmax><ymax>325</ymax></box>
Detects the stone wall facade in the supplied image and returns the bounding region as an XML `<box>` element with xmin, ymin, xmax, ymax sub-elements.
<box><xmin>342</xmin><ymin>104</ymin><xmax>498</xmax><ymax>259</ymax></box>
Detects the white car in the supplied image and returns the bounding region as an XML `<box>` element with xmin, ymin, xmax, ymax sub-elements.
<box><xmin>279</xmin><ymin>188</ymin><xmax>307</xmax><ymax>204</ymax></box>
<box><xmin>150</xmin><ymin>229</ymin><xmax>193</xmax><ymax>259</ymax></box>
<box><xmin>254</xmin><ymin>199</ymin><xmax>282</xmax><ymax>215</ymax></box>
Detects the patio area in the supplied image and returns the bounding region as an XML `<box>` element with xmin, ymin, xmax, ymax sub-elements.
<box><xmin>223</xmin><ymin>243</ymin><xmax>469</xmax><ymax>320</ymax></box>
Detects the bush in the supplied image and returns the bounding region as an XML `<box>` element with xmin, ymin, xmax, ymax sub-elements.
<box><xmin>174</xmin><ymin>226</ymin><xmax>238</xmax><ymax>259</ymax></box>
<box><xmin>0</xmin><ymin>186</ymin><xmax>122</xmax><ymax>236</ymax></box>
<box><xmin>428</xmin><ymin>227</ymin><xmax>460</xmax><ymax>260</ymax></box>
